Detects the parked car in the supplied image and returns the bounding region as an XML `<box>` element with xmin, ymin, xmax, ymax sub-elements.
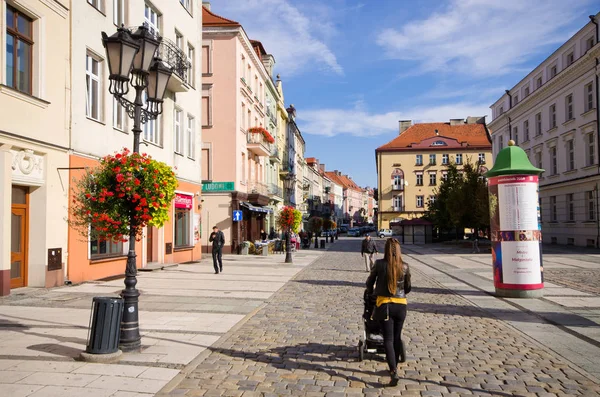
<box><xmin>347</xmin><ymin>228</ymin><xmax>361</xmax><ymax>237</ymax></box>
<box><xmin>339</xmin><ymin>226</ymin><xmax>348</xmax><ymax>233</ymax></box>
<box><xmin>378</xmin><ymin>229</ymin><xmax>393</xmax><ymax>238</ymax></box>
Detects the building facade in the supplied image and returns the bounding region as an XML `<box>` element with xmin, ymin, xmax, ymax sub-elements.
<box><xmin>489</xmin><ymin>13</ymin><xmax>599</xmax><ymax>247</ymax></box>
<box><xmin>0</xmin><ymin>0</ymin><xmax>70</xmax><ymax>295</ymax></box>
<box><xmin>376</xmin><ymin>118</ymin><xmax>492</xmax><ymax>230</ymax></box>
<box><xmin>66</xmin><ymin>0</ymin><xmax>202</xmax><ymax>284</ymax></box>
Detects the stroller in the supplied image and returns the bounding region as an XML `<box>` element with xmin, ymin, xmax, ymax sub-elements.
<box><xmin>358</xmin><ymin>289</ymin><xmax>406</xmax><ymax>362</ymax></box>
<box><xmin>301</xmin><ymin>237</ymin><xmax>310</xmax><ymax>249</ymax></box>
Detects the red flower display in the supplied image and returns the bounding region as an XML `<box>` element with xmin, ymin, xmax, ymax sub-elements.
<box><xmin>248</xmin><ymin>126</ymin><xmax>275</xmax><ymax>144</ymax></box>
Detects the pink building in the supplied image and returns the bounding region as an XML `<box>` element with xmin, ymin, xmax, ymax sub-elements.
<box><xmin>201</xmin><ymin>5</ymin><xmax>276</xmax><ymax>253</ymax></box>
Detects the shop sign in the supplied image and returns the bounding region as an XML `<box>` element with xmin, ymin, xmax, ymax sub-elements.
<box><xmin>175</xmin><ymin>193</ymin><xmax>193</xmax><ymax>209</ymax></box>
<box><xmin>202</xmin><ymin>181</ymin><xmax>234</xmax><ymax>192</ymax></box>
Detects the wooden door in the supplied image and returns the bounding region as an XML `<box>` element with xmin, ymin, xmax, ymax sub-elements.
<box><xmin>10</xmin><ymin>207</ymin><xmax>27</xmax><ymax>288</ymax></box>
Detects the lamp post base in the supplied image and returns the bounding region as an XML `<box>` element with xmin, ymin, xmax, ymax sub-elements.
<box><xmin>284</xmin><ymin>231</ymin><xmax>293</xmax><ymax>264</ymax></box>
<box><xmin>119</xmin><ymin>285</ymin><xmax>141</xmax><ymax>352</ymax></box>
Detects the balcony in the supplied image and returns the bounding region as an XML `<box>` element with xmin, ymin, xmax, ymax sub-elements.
<box><xmin>157</xmin><ymin>37</ymin><xmax>191</xmax><ymax>93</ymax></box>
<box><xmin>266</xmin><ymin>107</ymin><xmax>277</xmax><ymax>126</ymax></box>
<box><xmin>268</xmin><ymin>183</ymin><xmax>283</xmax><ymax>199</ymax></box>
<box><xmin>249</xmin><ymin>182</ymin><xmax>269</xmax><ymax>196</ymax></box>
<box><xmin>247</xmin><ymin>130</ymin><xmax>273</xmax><ymax>157</ymax></box>
<box><xmin>270</xmin><ymin>146</ymin><xmax>281</xmax><ymax>163</ymax></box>
<box><xmin>391</xmin><ymin>206</ymin><xmax>405</xmax><ymax>212</ymax></box>
<box><xmin>248</xmin><ymin>182</ymin><xmax>270</xmax><ymax>206</ymax></box>
<box><xmin>279</xmin><ymin>160</ymin><xmax>293</xmax><ymax>175</ymax></box>
<box><xmin>392</xmin><ymin>183</ymin><xmax>404</xmax><ymax>191</ymax></box>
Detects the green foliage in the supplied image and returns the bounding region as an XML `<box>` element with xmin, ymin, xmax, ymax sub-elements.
<box><xmin>307</xmin><ymin>216</ymin><xmax>324</xmax><ymax>233</ymax></box>
<box><xmin>277</xmin><ymin>206</ymin><xmax>302</xmax><ymax>233</ymax></box>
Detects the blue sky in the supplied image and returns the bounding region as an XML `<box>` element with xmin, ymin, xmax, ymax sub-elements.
<box><xmin>213</xmin><ymin>0</ymin><xmax>598</xmax><ymax>188</ymax></box>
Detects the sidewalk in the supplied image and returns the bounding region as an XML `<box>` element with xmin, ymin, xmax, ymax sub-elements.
<box><xmin>0</xmin><ymin>248</ymin><xmax>325</xmax><ymax>397</ymax></box>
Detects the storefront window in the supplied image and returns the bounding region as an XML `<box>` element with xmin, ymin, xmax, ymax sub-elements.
<box><xmin>91</xmin><ymin>238</ymin><xmax>123</xmax><ymax>259</ymax></box>
<box><xmin>175</xmin><ymin>193</ymin><xmax>193</xmax><ymax>247</ymax></box>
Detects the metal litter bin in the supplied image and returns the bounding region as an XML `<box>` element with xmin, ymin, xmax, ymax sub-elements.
<box><xmin>86</xmin><ymin>297</ymin><xmax>123</xmax><ymax>354</ymax></box>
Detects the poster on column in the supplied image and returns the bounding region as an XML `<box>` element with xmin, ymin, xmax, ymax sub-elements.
<box><xmin>500</xmin><ymin>241</ymin><xmax>542</xmax><ymax>286</ymax></box>
<box><xmin>497</xmin><ymin>175</ymin><xmax>539</xmax><ymax>230</ymax></box>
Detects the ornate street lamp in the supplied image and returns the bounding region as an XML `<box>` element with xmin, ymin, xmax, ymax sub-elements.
<box><xmin>101</xmin><ymin>25</ymin><xmax>173</xmax><ymax>352</ymax></box>
<box><xmin>283</xmin><ymin>174</ymin><xmax>296</xmax><ymax>263</ymax></box>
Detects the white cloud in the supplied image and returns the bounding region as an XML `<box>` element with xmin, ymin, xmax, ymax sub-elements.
<box><xmin>214</xmin><ymin>0</ymin><xmax>343</xmax><ymax>76</ymax></box>
<box><xmin>297</xmin><ymin>102</ymin><xmax>490</xmax><ymax>137</ymax></box>
<box><xmin>376</xmin><ymin>0</ymin><xmax>593</xmax><ymax>77</ymax></box>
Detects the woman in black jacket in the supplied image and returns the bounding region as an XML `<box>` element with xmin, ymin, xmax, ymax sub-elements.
<box><xmin>366</xmin><ymin>238</ymin><xmax>411</xmax><ymax>386</ymax></box>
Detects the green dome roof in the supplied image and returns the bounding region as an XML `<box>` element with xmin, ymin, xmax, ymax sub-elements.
<box><xmin>486</xmin><ymin>141</ymin><xmax>544</xmax><ymax>177</ymax></box>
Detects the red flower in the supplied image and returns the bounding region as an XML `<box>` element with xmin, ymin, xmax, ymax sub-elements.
<box><xmin>114</xmin><ymin>166</ymin><xmax>121</xmax><ymax>173</ymax></box>
<box><xmin>134</xmin><ymin>179</ymin><xmax>141</xmax><ymax>186</ymax></box>
<box><xmin>116</xmin><ymin>174</ymin><xmax>124</xmax><ymax>182</ymax></box>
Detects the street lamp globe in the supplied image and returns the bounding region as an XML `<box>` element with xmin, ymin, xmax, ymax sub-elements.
<box><xmin>130</xmin><ymin>25</ymin><xmax>161</xmax><ymax>74</ymax></box>
<box><xmin>147</xmin><ymin>58</ymin><xmax>172</xmax><ymax>111</ymax></box>
<box><xmin>101</xmin><ymin>28</ymin><xmax>139</xmax><ymax>95</ymax></box>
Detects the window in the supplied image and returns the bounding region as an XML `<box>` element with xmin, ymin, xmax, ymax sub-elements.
<box><xmin>549</xmin><ymin>104</ymin><xmax>556</xmax><ymax>129</ymax></box>
<box><xmin>113</xmin><ymin>0</ymin><xmax>125</xmax><ymax>26</ymax></box>
<box><xmin>180</xmin><ymin>0</ymin><xmax>192</xmax><ymax>12</ymax></box>
<box><xmin>6</xmin><ymin>6</ymin><xmax>33</xmax><ymax>94</ymax></box>
<box><xmin>441</xmin><ymin>171</ymin><xmax>448</xmax><ymax>182</ymax></box>
<box><xmin>587</xmin><ymin>133</ymin><xmax>595</xmax><ymax>166</ymax></box>
<box><xmin>567</xmin><ymin>193</ymin><xmax>574</xmax><ymax>221</ymax></box>
<box><xmin>499</xmin><ymin>135</ymin><xmax>504</xmax><ymax>150</ymax></box>
<box><xmin>241</xmin><ymin>103</ymin><xmax>246</xmax><ymax>130</ymax></box>
<box><xmin>567</xmin><ymin>139</ymin><xmax>574</xmax><ymax>171</ymax></box>
<box><xmin>415</xmin><ymin>154</ymin><xmax>423</xmax><ymax>166</ymax></box>
<box><xmin>498</xmin><ymin>106</ymin><xmax>504</xmax><ymax>115</ymax></box>
<box><xmin>550</xmin><ymin>146</ymin><xmax>557</xmax><ymax>175</ymax></box>
<box><xmin>478</xmin><ymin>153</ymin><xmax>486</xmax><ymax>164</ymax></box>
<box><xmin>535</xmin><ymin>151</ymin><xmax>542</xmax><ymax>170</ymax></box>
<box><xmin>429</xmin><ymin>172</ymin><xmax>436</xmax><ymax>186</ymax></box>
<box><xmin>144</xmin><ymin>3</ymin><xmax>160</xmax><ymax>33</ymax></box>
<box><xmin>524</xmin><ymin>86</ymin><xmax>530</xmax><ymax>97</ymax></box>
<box><xmin>565</xmin><ymin>94</ymin><xmax>573</xmax><ymax>121</ymax></box>
<box><xmin>514</xmin><ymin>94</ymin><xmax>519</xmax><ymax>105</ymax></box>
<box><xmin>393</xmin><ymin>195</ymin><xmax>402</xmax><ymax>211</ymax></box>
<box><xmin>174</xmin><ymin>194</ymin><xmax>192</xmax><ymax>247</ymax></box>
<box><xmin>566</xmin><ymin>52</ymin><xmax>574</xmax><ymax>66</ymax></box>
<box><xmin>536</xmin><ymin>76</ymin><xmax>542</xmax><ymax>89</ymax></box>
<box><xmin>113</xmin><ymin>98</ymin><xmax>126</xmax><ymax>131</ymax></box>
<box><xmin>202</xmin><ymin>45</ymin><xmax>211</xmax><ymax>76</ymax></box>
<box><xmin>187</xmin><ymin>45</ymin><xmax>195</xmax><ymax>86</ymax></box>
<box><xmin>174</xmin><ymin>108</ymin><xmax>183</xmax><ymax>154</ymax></box>
<box><xmin>586</xmin><ymin>37</ymin><xmax>595</xmax><ymax>52</ymax></box>
<box><xmin>186</xmin><ymin>116</ymin><xmax>195</xmax><ymax>159</ymax></box>
<box><xmin>86</xmin><ymin>54</ymin><xmax>101</xmax><ymax>121</ymax></box>
<box><xmin>175</xmin><ymin>31</ymin><xmax>183</xmax><ymax>49</ymax></box>
<box><xmin>524</xmin><ymin>120</ymin><xmax>529</xmax><ymax>141</ymax></box>
<box><xmin>87</xmin><ymin>0</ymin><xmax>102</xmax><ymax>11</ymax></box>
<box><xmin>513</xmin><ymin>127</ymin><xmax>518</xmax><ymax>145</ymax></box>
<box><xmin>392</xmin><ymin>174</ymin><xmax>402</xmax><ymax>188</ymax></box>
<box><xmin>91</xmin><ymin>237</ymin><xmax>123</xmax><ymax>259</ymax></box>
<box><xmin>550</xmin><ymin>196</ymin><xmax>557</xmax><ymax>222</ymax></box>
<box><xmin>585</xmin><ymin>83</ymin><xmax>594</xmax><ymax>113</ymax></box>
<box><xmin>535</xmin><ymin>112</ymin><xmax>542</xmax><ymax>136</ymax></box>
<box><xmin>442</xmin><ymin>154</ymin><xmax>449</xmax><ymax>165</ymax></box>
<box><xmin>455</xmin><ymin>154</ymin><xmax>462</xmax><ymax>165</ymax></box>
<box><xmin>202</xmin><ymin>85</ymin><xmax>211</xmax><ymax>127</ymax></box>
<box><xmin>416</xmin><ymin>195</ymin><xmax>424</xmax><ymax>208</ymax></box>
<box><xmin>587</xmin><ymin>191</ymin><xmax>595</xmax><ymax>221</ymax></box>
<box><xmin>241</xmin><ymin>152</ymin><xmax>246</xmax><ymax>183</ymax></box>
<box><xmin>416</xmin><ymin>173</ymin><xmax>423</xmax><ymax>186</ymax></box>
<box><xmin>550</xmin><ymin>65</ymin><xmax>557</xmax><ymax>78</ymax></box>
<box><xmin>429</xmin><ymin>195</ymin><xmax>436</xmax><ymax>204</ymax></box>
<box><xmin>429</xmin><ymin>154</ymin><xmax>436</xmax><ymax>165</ymax></box>
<box><xmin>143</xmin><ymin>93</ymin><xmax>160</xmax><ymax>145</ymax></box>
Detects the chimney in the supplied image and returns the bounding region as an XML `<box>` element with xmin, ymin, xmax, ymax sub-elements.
<box><xmin>466</xmin><ymin>116</ymin><xmax>486</xmax><ymax>125</ymax></box>
<box><xmin>202</xmin><ymin>1</ymin><xmax>211</xmax><ymax>10</ymax></box>
<box><xmin>319</xmin><ymin>164</ymin><xmax>325</xmax><ymax>173</ymax></box>
<box><xmin>399</xmin><ymin>120</ymin><xmax>412</xmax><ymax>135</ymax></box>
<box><xmin>449</xmin><ymin>118</ymin><xmax>464</xmax><ymax>126</ymax></box>
<box><xmin>434</xmin><ymin>129</ymin><xmax>439</xmax><ymax>136</ymax></box>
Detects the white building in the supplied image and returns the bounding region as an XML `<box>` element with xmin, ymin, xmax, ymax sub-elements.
<box><xmin>489</xmin><ymin>12</ymin><xmax>599</xmax><ymax>247</ymax></box>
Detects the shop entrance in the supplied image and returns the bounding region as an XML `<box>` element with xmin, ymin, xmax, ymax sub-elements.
<box><xmin>11</xmin><ymin>186</ymin><xmax>28</xmax><ymax>288</ymax></box>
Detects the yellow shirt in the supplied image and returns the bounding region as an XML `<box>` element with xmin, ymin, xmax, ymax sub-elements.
<box><xmin>376</xmin><ymin>296</ymin><xmax>407</xmax><ymax>306</ymax></box>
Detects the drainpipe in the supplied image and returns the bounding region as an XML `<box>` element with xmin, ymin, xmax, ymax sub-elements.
<box><xmin>505</xmin><ymin>90</ymin><xmax>513</xmax><ymax>140</ymax></box>
<box><xmin>589</xmin><ymin>14</ymin><xmax>600</xmax><ymax>247</ymax></box>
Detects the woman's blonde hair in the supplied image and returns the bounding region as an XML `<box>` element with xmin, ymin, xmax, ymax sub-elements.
<box><xmin>383</xmin><ymin>238</ymin><xmax>404</xmax><ymax>294</ymax></box>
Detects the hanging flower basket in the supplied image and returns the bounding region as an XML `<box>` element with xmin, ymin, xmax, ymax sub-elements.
<box><xmin>69</xmin><ymin>148</ymin><xmax>178</xmax><ymax>242</ymax></box>
<box><xmin>248</xmin><ymin>126</ymin><xmax>275</xmax><ymax>144</ymax></box>
<box><xmin>276</xmin><ymin>206</ymin><xmax>302</xmax><ymax>233</ymax></box>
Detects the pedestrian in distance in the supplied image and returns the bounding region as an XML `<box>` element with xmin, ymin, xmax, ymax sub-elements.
<box><xmin>209</xmin><ymin>225</ymin><xmax>225</xmax><ymax>274</ymax></box>
<box><xmin>366</xmin><ymin>238</ymin><xmax>411</xmax><ymax>387</ymax></box>
<box><xmin>260</xmin><ymin>229</ymin><xmax>267</xmax><ymax>241</ymax></box>
<box><xmin>361</xmin><ymin>234</ymin><xmax>378</xmax><ymax>272</ymax></box>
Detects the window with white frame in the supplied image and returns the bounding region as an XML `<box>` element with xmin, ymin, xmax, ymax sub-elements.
<box><xmin>566</xmin><ymin>139</ymin><xmax>574</xmax><ymax>171</ymax></box>
<box><xmin>393</xmin><ymin>195</ymin><xmax>402</xmax><ymax>211</ymax></box>
<box><xmin>550</xmin><ymin>196</ymin><xmax>557</xmax><ymax>222</ymax></box>
<box><xmin>550</xmin><ymin>146</ymin><xmax>557</xmax><ymax>175</ymax></box>
<box><xmin>87</xmin><ymin>0</ymin><xmax>102</xmax><ymax>11</ymax></box>
<box><xmin>86</xmin><ymin>53</ymin><xmax>101</xmax><ymax>121</ymax></box>
<box><xmin>587</xmin><ymin>191</ymin><xmax>595</xmax><ymax>221</ymax></box>
<box><xmin>142</xmin><ymin>93</ymin><xmax>160</xmax><ymax>145</ymax></box>
<box><xmin>550</xmin><ymin>65</ymin><xmax>557</xmax><ymax>78</ymax></box>
<box><xmin>186</xmin><ymin>116</ymin><xmax>195</xmax><ymax>159</ymax></box>
<box><xmin>514</xmin><ymin>94</ymin><xmax>519</xmax><ymax>105</ymax></box>
<box><xmin>416</xmin><ymin>195</ymin><xmax>424</xmax><ymax>208</ymax></box>
<box><xmin>175</xmin><ymin>31</ymin><xmax>183</xmax><ymax>49</ymax></box>
<box><xmin>428</xmin><ymin>195</ymin><xmax>436</xmax><ymax>205</ymax></box>
<box><xmin>91</xmin><ymin>237</ymin><xmax>123</xmax><ymax>259</ymax></box>
<box><xmin>586</xmin><ymin>36</ymin><xmax>595</xmax><ymax>52</ymax></box>
<box><xmin>415</xmin><ymin>154</ymin><xmax>422</xmax><ymax>165</ymax></box>
<box><xmin>565</xmin><ymin>94</ymin><xmax>573</xmax><ymax>121</ymax></box>
<box><xmin>241</xmin><ymin>103</ymin><xmax>246</xmax><ymax>130</ymax></box>
<box><xmin>524</xmin><ymin>86</ymin><xmax>530</xmax><ymax>97</ymax></box>
<box><xmin>416</xmin><ymin>173</ymin><xmax>423</xmax><ymax>186</ymax></box>
<box><xmin>535</xmin><ymin>76</ymin><xmax>542</xmax><ymax>89</ymax></box>
<box><xmin>549</xmin><ymin>104</ymin><xmax>556</xmax><ymax>129</ymax></box>
<box><xmin>174</xmin><ymin>108</ymin><xmax>183</xmax><ymax>154</ymax></box>
<box><xmin>524</xmin><ymin>120</ymin><xmax>529</xmax><ymax>141</ymax></box>
<box><xmin>513</xmin><ymin>127</ymin><xmax>518</xmax><ymax>145</ymax></box>
<box><xmin>478</xmin><ymin>153</ymin><xmax>486</xmax><ymax>164</ymax></box>
<box><xmin>429</xmin><ymin>172</ymin><xmax>436</xmax><ymax>186</ymax></box>
<box><xmin>566</xmin><ymin>51</ymin><xmax>574</xmax><ymax>66</ymax></box>
<box><xmin>113</xmin><ymin>0</ymin><xmax>125</xmax><ymax>26</ymax></box>
<box><xmin>442</xmin><ymin>153</ymin><xmax>449</xmax><ymax>165</ymax></box>
<box><xmin>144</xmin><ymin>3</ymin><xmax>160</xmax><ymax>33</ymax></box>
<box><xmin>585</xmin><ymin>82</ymin><xmax>594</xmax><ymax>113</ymax></box>
<box><xmin>113</xmin><ymin>97</ymin><xmax>126</xmax><ymax>131</ymax></box>
<box><xmin>179</xmin><ymin>0</ymin><xmax>192</xmax><ymax>13</ymax></box>
<box><xmin>202</xmin><ymin>84</ymin><xmax>211</xmax><ymax>127</ymax></box>
<box><xmin>392</xmin><ymin>174</ymin><xmax>402</xmax><ymax>188</ymax></box>
<box><xmin>187</xmin><ymin>44</ymin><xmax>195</xmax><ymax>86</ymax></box>
<box><xmin>441</xmin><ymin>171</ymin><xmax>448</xmax><ymax>182</ymax></box>
<box><xmin>567</xmin><ymin>193</ymin><xmax>574</xmax><ymax>221</ymax></box>
<box><xmin>587</xmin><ymin>133</ymin><xmax>595</xmax><ymax>166</ymax></box>
<box><xmin>535</xmin><ymin>112</ymin><xmax>542</xmax><ymax>136</ymax></box>
<box><xmin>455</xmin><ymin>153</ymin><xmax>462</xmax><ymax>165</ymax></box>
<box><xmin>429</xmin><ymin>154</ymin><xmax>436</xmax><ymax>165</ymax></box>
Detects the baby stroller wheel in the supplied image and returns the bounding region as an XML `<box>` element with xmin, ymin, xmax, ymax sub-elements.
<box><xmin>357</xmin><ymin>339</ymin><xmax>364</xmax><ymax>362</ymax></box>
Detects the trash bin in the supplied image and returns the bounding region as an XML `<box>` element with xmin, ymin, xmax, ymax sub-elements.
<box><xmin>320</xmin><ymin>240</ymin><xmax>325</xmax><ymax>249</ymax></box>
<box><xmin>86</xmin><ymin>297</ymin><xmax>123</xmax><ymax>354</ymax></box>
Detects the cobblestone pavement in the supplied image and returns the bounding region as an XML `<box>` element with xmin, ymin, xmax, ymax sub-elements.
<box><xmin>544</xmin><ymin>269</ymin><xmax>600</xmax><ymax>295</ymax></box>
<box><xmin>161</xmin><ymin>239</ymin><xmax>600</xmax><ymax>396</ymax></box>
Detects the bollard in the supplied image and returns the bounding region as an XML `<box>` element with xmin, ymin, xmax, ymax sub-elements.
<box><xmin>314</xmin><ymin>237</ymin><xmax>319</xmax><ymax>249</ymax></box>
<box><xmin>320</xmin><ymin>240</ymin><xmax>325</xmax><ymax>249</ymax></box>
<box><xmin>486</xmin><ymin>140</ymin><xmax>544</xmax><ymax>298</ymax></box>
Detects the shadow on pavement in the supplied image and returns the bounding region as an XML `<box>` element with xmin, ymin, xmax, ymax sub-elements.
<box><xmin>293</xmin><ymin>279</ymin><xmax>365</xmax><ymax>287</ymax></box>
<box><xmin>411</xmin><ymin>286</ymin><xmax>489</xmax><ymax>297</ymax></box>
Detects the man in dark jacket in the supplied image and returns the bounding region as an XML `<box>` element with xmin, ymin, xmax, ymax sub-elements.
<box><xmin>361</xmin><ymin>234</ymin><xmax>378</xmax><ymax>272</ymax></box>
<box><xmin>209</xmin><ymin>226</ymin><xmax>225</xmax><ymax>274</ymax></box>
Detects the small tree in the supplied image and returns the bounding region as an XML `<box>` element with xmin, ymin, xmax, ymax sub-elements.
<box><xmin>276</xmin><ymin>206</ymin><xmax>302</xmax><ymax>234</ymax></box>
<box><xmin>307</xmin><ymin>216</ymin><xmax>324</xmax><ymax>234</ymax></box>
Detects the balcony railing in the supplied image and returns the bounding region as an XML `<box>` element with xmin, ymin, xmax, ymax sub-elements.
<box><xmin>392</xmin><ymin>182</ymin><xmax>404</xmax><ymax>191</ymax></box>
<box><xmin>249</xmin><ymin>182</ymin><xmax>269</xmax><ymax>196</ymax></box>
<box><xmin>392</xmin><ymin>206</ymin><xmax>404</xmax><ymax>212</ymax></box>
<box><xmin>247</xmin><ymin>132</ymin><xmax>272</xmax><ymax>157</ymax></box>
<box><xmin>156</xmin><ymin>37</ymin><xmax>190</xmax><ymax>83</ymax></box>
<box><xmin>268</xmin><ymin>183</ymin><xmax>283</xmax><ymax>198</ymax></box>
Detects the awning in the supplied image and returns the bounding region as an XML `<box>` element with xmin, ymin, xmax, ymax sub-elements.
<box><xmin>240</xmin><ymin>202</ymin><xmax>273</xmax><ymax>213</ymax></box>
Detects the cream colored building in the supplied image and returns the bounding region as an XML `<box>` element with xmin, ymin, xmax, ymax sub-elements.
<box><xmin>0</xmin><ymin>0</ymin><xmax>70</xmax><ymax>295</ymax></box>
<box><xmin>376</xmin><ymin>118</ymin><xmax>492</xmax><ymax>230</ymax></box>
<box><xmin>489</xmin><ymin>13</ymin><xmax>599</xmax><ymax>248</ymax></box>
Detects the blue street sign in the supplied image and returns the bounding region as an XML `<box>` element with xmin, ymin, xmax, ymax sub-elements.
<box><xmin>233</xmin><ymin>210</ymin><xmax>243</xmax><ymax>222</ymax></box>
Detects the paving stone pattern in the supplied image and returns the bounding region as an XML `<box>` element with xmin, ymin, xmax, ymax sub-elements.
<box><xmin>544</xmin><ymin>268</ymin><xmax>600</xmax><ymax>296</ymax></box>
<box><xmin>163</xmin><ymin>240</ymin><xmax>600</xmax><ymax>396</ymax></box>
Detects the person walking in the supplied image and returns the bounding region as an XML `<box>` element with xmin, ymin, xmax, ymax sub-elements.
<box><xmin>209</xmin><ymin>226</ymin><xmax>225</xmax><ymax>274</ymax></box>
<box><xmin>366</xmin><ymin>238</ymin><xmax>411</xmax><ymax>386</ymax></box>
<box><xmin>361</xmin><ymin>234</ymin><xmax>378</xmax><ymax>272</ymax></box>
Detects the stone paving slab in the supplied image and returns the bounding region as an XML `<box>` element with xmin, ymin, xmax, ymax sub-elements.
<box><xmin>160</xmin><ymin>239</ymin><xmax>600</xmax><ymax>396</ymax></box>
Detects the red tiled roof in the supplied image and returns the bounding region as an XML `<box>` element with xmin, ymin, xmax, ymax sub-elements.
<box><xmin>202</xmin><ymin>6</ymin><xmax>240</xmax><ymax>27</ymax></box>
<box><xmin>376</xmin><ymin>122</ymin><xmax>490</xmax><ymax>151</ymax></box>
<box><xmin>305</xmin><ymin>157</ymin><xmax>317</xmax><ymax>164</ymax></box>
<box><xmin>325</xmin><ymin>172</ymin><xmax>362</xmax><ymax>192</ymax></box>
<box><xmin>250</xmin><ymin>40</ymin><xmax>267</xmax><ymax>57</ymax></box>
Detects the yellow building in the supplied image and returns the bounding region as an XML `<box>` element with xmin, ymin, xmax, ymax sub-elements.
<box><xmin>375</xmin><ymin>117</ymin><xmax>493</xmax><ymax>230</ymax></box>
